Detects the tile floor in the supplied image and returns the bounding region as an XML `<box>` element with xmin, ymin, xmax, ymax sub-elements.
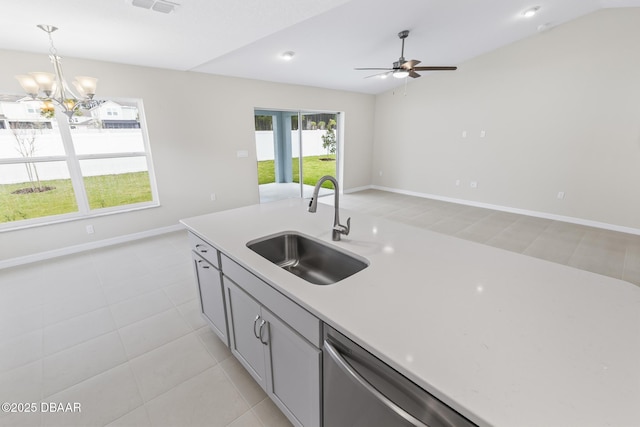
<box><xmin>1</xmin><ymin>189</ymin><xmax>639</xmax><ymax>427</ymax></box>
<box><xmin>0</xmin><ymin>232</ymin><xmax>292</xmax><ymax>427</ymax></box>
<box><xmin>333</xmin><ymin>190</ymin><xmax>640</xmax><ymax>287</ymax></box>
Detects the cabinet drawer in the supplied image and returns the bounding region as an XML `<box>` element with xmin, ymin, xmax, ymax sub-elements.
<box><xmin>221</xmin><ymin>254</ymin><xmax>321</xmax><ymax>347</ymax></box>
<box><xmin>188</xmin><ymin>232</ymin><xmax>219</xmax><ymax>268</ymax></box>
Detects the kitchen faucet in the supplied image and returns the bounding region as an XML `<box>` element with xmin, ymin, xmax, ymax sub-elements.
<box><xmin>308</xmin><ymin>175</ymin><xmax>351</xmax><ymax>241</ymax></box>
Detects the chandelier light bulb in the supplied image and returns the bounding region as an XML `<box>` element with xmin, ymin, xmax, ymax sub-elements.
<box><xmin>15</xmin><ymin>75</ymin><xmax>40</xmax><ymax>97</ymax></box>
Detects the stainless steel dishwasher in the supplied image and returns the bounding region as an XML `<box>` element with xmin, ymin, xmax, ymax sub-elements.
<box><xmin>323</xmin><ymin>325</ymin><xmax>477</xmax><ymax>427</ymax></box>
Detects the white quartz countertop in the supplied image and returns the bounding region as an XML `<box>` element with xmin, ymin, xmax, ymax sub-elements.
<box><xmin>180</xmin><ymin>199</ymin><xmax>640</xmax><ymax>427</ymax></box>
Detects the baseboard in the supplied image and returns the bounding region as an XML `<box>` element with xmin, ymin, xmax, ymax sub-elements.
<box><xmin>0</xmin><ymin>223</ymin><xmax>185</xmax><ymax>270</ymax></box>
<box><xmin>344</xmin><ymin>185</ymin><xmax>374</xmax><ymax>194</ymax></box>
<box><xmin>370</xmin><ymin>185</ymin><xmax>640</xmax><ymax>236</ymax></box>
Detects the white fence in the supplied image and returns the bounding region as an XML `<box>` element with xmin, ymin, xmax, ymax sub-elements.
<box><xmin>0</xmin><ymin>128</ymin><xmax>147</xmax><ymax>184</ymax></box>
<box><xmin>255</xmin><ymin>129</ymin><xmax>333</xmax><ymax>161</ymax></box>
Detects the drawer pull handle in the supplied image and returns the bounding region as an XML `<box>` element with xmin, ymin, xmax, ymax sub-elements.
<box><xmin>258</xmin><ymin>320</ymin><xmax>268</xmax><ymax>345</ymax></box>
<box><xmin>195</xmin><ymin>244</ymin><xmax>208</xmax><ymax>253</ymax></box>
<box><xmin>253</xmin><ymin>315</ymin><xmax>261</xmax><ymax>339</ymax></box>
<box><xmin>197</xmin><ymin>259</ymin><xmax>210</xmax><ymax>269</ymax></box>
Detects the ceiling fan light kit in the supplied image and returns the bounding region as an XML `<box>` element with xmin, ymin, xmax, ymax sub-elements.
<box><xmin>355</xmin><ymin>29</ymin><xmax>457</xmax><ymax>81</ymax></box>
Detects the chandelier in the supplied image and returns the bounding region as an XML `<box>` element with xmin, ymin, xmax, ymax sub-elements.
<box><xmin>15</xmin><ymin>25</ymin><xmax>99</xmax><ymax>119</ymax></box>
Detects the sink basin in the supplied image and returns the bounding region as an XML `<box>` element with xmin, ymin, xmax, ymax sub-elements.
<box><xmin>246</xmin><ymin>231</ymin><xmax>368</xmax><ymax>285</ymax></box>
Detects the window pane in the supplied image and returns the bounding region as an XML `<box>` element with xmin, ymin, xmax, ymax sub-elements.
<box><xmin>70</xmin><ymin>101</ymin><xmax>144</xmax><ymax>155</ymax></box>
<box><xmin>0</xmin><ymin>162</ymin><xmax>78</xmax><ymax>223</ymax></box>
<box><xmin>79</xmin><ymin>157</ymin><xmax>152</xmax><ymax>210</ymax></box>
<box><xmin>0</xmin><ymin>100</ymin><xmax>66</xmax><ymax>159</ymax></box>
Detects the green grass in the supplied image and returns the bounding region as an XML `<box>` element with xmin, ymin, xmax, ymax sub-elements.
<box><xmin>84</xmin><ymin>172</ymin><xmax>152</xmax><ymax>209</ymax></box>
<box><xmin>0</xmin><ymin>172</ymin><xmax>152</xmax><ymax>223</ymax></box>
<box><xmin>0</xmin><ymin>178</ymin><xmax>78</xmax><ymax>222</ymax></box>
<box><xmin>257</xmin><ymin>155</ymin><xmax>336</xmax><ymax>188</ymax></box>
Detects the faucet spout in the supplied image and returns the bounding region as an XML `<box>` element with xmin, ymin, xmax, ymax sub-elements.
<box><xmin>308</xmin><ymin>175</ymin><xmax>351</xmax><ymax>241</ymax></box>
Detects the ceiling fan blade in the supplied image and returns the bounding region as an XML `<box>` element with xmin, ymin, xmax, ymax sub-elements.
<box><xmin>364</xmin><ymin>71</ymin><xmax>392</xmax><ymax>79</ymax></box>
<box><xmin>412</xmin><ymin>66</ymin><xmax>458</xmax><ymax>71</ymax></box>
<box><xmin>402</xmin><ymin>59</ymin><xmax>421</xmax><ymax>70</ymax></box>
<box><xmin>409</xmin><ymin>70</ymin><xmax>421</xmax><ymax>78</ymax></box>
<box><xmin>354</xmin><ymin>67</ymin><xmax>394</xmax><ymax>71</ymax></box>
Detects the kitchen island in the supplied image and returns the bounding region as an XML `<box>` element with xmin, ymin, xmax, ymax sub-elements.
<box><xmin>181</xmin><ymin>198</ymin><xmax>640</xmax><ymax>427</ymax></box>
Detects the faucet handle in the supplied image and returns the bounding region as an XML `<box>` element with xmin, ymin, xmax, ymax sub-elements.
<box><xmin>332</xmin><ymin>218</ymin><xmax>350</xmax><ymax>241</ymax></box>
<box><xmin>343</xmin><ymin>217</ymin><xmax>351</xmax><ymax>235</ymax></box>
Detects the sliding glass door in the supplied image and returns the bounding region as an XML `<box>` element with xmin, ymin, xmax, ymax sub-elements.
<box><xmin>254</xmin><ymin>109</ymin><xmax>339</xmax><ymax>203</ymax></box>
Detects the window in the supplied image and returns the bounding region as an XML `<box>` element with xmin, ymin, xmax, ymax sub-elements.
<box><xmin>0</xmin><ymin>96</ymin><xmax>158</xmax><ymax>229</ymax></box>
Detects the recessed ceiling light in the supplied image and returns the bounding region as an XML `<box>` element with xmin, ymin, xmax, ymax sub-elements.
<box><xmin>522</xmin><ymin>6</ymin><xmax>540</xmax><ymax>18</ymax></box>
<box><xmin>537</xmin><ymin>22</ymin><xmax>552</xmax><ymax>32</ymax></box>
<box><xmin>281</xmin><ymin>51</ymin><xmax>295</xmax><ymax>61</ymax></box>
<box><xmin>132</xmin><ymin>0</ymin><xmax>154</xmax><ymax>8</ymax></box>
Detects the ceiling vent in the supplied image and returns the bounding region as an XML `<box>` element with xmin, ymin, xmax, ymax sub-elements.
<box><xmin>131</xmin><ymin>0</ymin><xmax>179</xmax><ymax>14</ymax></box>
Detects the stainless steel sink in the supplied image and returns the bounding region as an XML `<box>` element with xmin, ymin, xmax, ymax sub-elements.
<box><xmin>246</xmin><ymin>231</ymin><xmax>368</xmax><ymax>285</ymax></box>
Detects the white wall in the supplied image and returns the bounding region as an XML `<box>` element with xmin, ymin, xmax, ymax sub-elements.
<box><xmin>372</xmin><ymin>8</ymin><xmax>640</xmax><ymax>231</ymax></box>
<box><xmin>0</xmin><ymin>50</ymin><xmax>374</xmax><ymax>261</ymax></box>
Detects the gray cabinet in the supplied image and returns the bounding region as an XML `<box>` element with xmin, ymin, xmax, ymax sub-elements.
<box><xmin>262</xmin><ymin>309</ymin><xmax>321</xmax><ymax>427</ymax></box>
<box><xmin>192</xmin><ymin>253</ymin><xmax>228</xmax><ymax>345</ymax></box>
<box><xmin>223</xmin><ymin>258</ymin><xmax>321</xmax><ymax>427</ymax></box>
<box><xmin>188</xmin><ymin>232</ymin><xmax>322</xmax><ymax>427</ymax></box>
<box><xmin>189</xmin><ymin>232</ymin><xmax>228</xmax><ymax>345</ymax></box>
<box><xmin>224</xmin><ymin>279</ymin><xmax>268</xmax><ymax>389</ymax></box>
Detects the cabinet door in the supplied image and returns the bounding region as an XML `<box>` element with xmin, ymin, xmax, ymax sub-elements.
<box><xmin>262</xmin><ymin>309</ymin><xmax>321</xmax><ymax>427</ymax></box>
<box><xmin>224</xmin><ymin>278</ymin><xmax>268</xmax><ymax>390</ymax></box>
<box><xmin>193</xmin><ymin>254</ymin><xmax>228</xmax><ymax>345</ymax></box>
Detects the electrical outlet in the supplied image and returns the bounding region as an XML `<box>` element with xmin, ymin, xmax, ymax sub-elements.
<box><xmin>210</xmin><ymin>193</ymin><xmax>216</xmax><ymax>201</ymax></box>
<box><xmin>557</xmin><ymin>191</ymin><xmax>565</xmax><ymax>200</ymax></box>
<box><xmin>480</xmin><ymin>130</ymin><xmax>486</xmax><ymax>138</ymax></box>
<box><xmin>455</xmin><ymin>179</ymin><xmax>461</xmax><ymax>186</ymax></box>
<box><xmin>86</xmin><ymin>225</ymin><xmax>94</xmax><ymax>234</ymax></box>
<box><xmin>462</xmin><ymin>130</ymin><xmax>467</xmax><ymax>138</ymax></box>
<box><xmin>470</xmin><ymin>181</ymin><xmax>478</xmax><ymax>188</ymax></box>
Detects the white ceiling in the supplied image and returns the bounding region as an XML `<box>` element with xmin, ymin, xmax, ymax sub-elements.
<box><xmin>2</xmin><ymin>0</ymin><xmax>639</xmax><ymax>95</ymax></box>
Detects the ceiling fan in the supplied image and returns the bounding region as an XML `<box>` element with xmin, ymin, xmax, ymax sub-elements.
<box><xmin>355</xmin><ymin>30</ymin><xmax>457</xmax><ymax>79</ymax></box>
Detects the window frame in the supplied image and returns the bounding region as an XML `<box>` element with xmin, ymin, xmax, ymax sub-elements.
<box><xmin>0</xmin><ymin>96</ymin><xmax>159</xmax><ymax>232</ymax></box>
